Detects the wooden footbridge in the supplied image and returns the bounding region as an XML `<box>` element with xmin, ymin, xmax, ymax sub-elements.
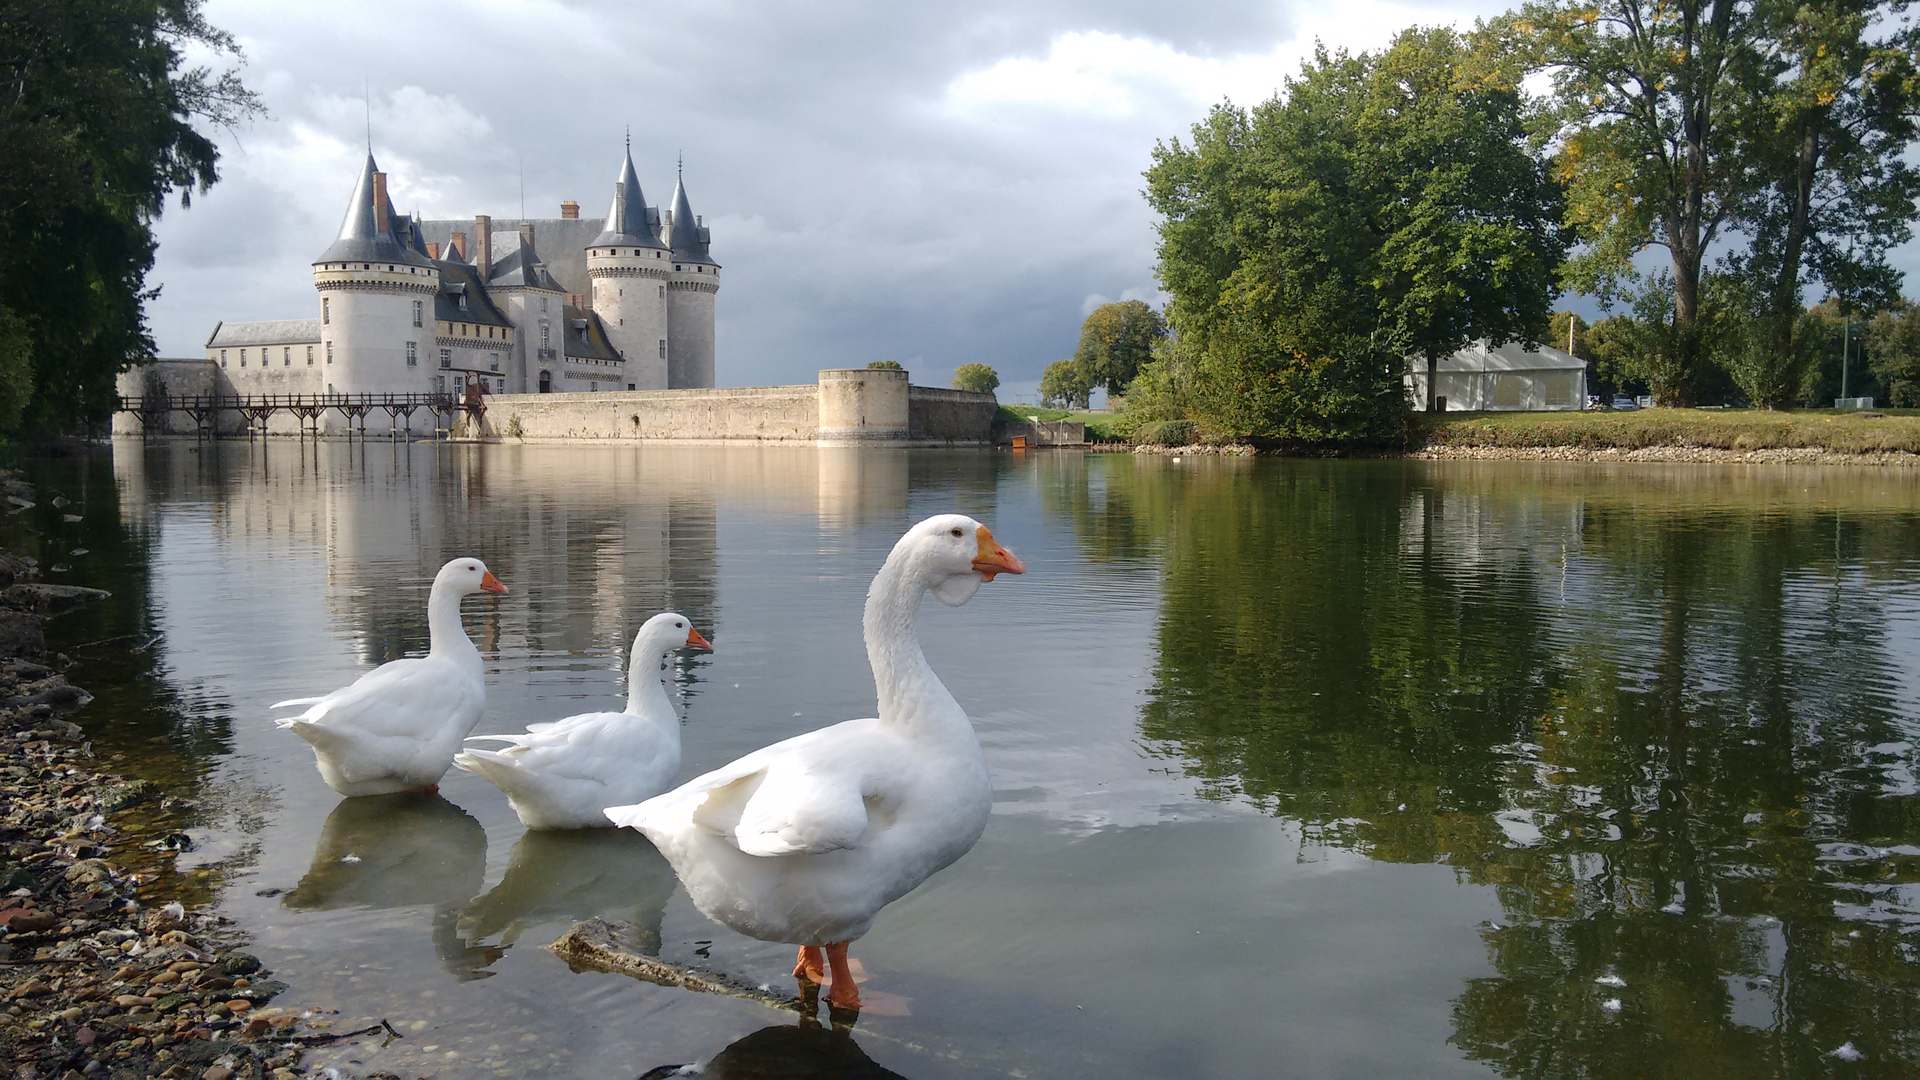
<box><xmin>114</xmin><ymin>392</ymin><xmax>475</xmax><ymax>439</ymax></box>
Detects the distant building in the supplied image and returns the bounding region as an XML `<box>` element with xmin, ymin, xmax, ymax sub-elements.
<box><xmin>1405</xmin><ymin>340</ymin><xmax>1586</xmax><ymax>412</ymax></box>
<box><xmin>196</xmin><ymin>140</ymin><xmax>719</xmax><ymax>430</ymax></box>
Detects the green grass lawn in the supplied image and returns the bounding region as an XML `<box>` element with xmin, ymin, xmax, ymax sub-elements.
<box><xmin>996</xmin><ymin>405</ymin><xmax>1123</xmax><ymax>441</ymax></box>
<box><xmin>1420</xmin><ymin>407</ymin><xmax>1920</xmax><ymax>454</ymax></box>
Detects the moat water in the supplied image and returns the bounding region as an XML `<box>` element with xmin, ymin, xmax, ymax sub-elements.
<box><xmin>11</xmin><ymin>442</ymin><xmax>1920</xmax><ymax>1077</ymax></box>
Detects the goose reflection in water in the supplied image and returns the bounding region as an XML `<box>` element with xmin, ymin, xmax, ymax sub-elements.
<box><xmin>457</xmin><ymin>828</ymin><xmax>677</xmax><ymax>960</ymax></box>
<box><xmin>282</xmin><ymin>793</ymin><xmax>499</xmax><ymax>979</ymax></box>
<box><xmin>638</xmin><ymin>1016</ymin><xmax>906</xmax><ymax>1080</ymax></box>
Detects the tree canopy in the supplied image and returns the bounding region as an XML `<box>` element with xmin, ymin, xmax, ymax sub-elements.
<box><xmin>1142</xmin><ymin>27</ymin><xmax>1567</xmax><ymax>437</ymax></box>
<box><xmin>0</xmin><ymin>0</ymin><xmax>264</xmax><ymax>438</ymax></box>
<box><xmin>1499</xmin><ymin>0</ymin><xmax>1920</xmax><ymax>404</ymax></box>
<box><xmin>952</xmin><ymin>363</ymin><xmax>1000</xmax><ymax>395</ymax></box>
<box><xmin>1866</xmin><ymin>301</ymin><xmax>1920</xmax><ymax>407</ymax></box>
<box><xmin>1038</xmin><ymin>358</ymin><xmax>1093</xmax><ymax>409</ymax></box>
<box><xmin>1073</xmin><ymin>301</ymin><xmax>1166</xmax><ymax>394</ymax></box>
<box><xmin>866</xmin><ymin>359</ymin><xmax>904</xmax><ymax>371</ymax></box>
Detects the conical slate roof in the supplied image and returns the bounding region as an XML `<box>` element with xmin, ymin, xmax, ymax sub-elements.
<box><xmin>591</xmin><ymin>145</ymin><xmax>665</xmax><ymax>249</ymax></box>
<box><xmin>666</xmin><ymin>169</ymin><xmax>717</xmax><ymax>267</ymax></box>
<box><xmin>314</xmin><ymin>152</ymin><xmax>435</xmax><ymax>267</ymax></box>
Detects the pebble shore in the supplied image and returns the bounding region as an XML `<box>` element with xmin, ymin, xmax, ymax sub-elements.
<box><xmin>0</xmin><ymin>470</ymin><xmax>332</xmax><ymax>1080</ymax></box>
<box><xmin>1125</xmin><ymin>442</ymin><xmax>1920</xmax><ymax>466</ymax></box>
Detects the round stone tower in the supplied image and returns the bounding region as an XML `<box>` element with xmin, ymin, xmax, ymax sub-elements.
<box><xmin>586</xmin><ymin>141</ymin><xmax>671</xmax><ymax>389</ymax></box>
<box><xmin>664</xmin><ymin>162</ymin><xmax>719</xmax><ymax>389</ymax></box>
<box><xmin>311</xmin><ymin>152</ymin><xmax>438</xmax><ymax>419</ymax></box>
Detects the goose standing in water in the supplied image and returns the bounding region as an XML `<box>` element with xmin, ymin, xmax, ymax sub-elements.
<box><xmin>272</xmin><ymin>557</ymin><xmax>506</xmax><ymax>796</ymax></box>
<box><xmin>455</xmin><ymin>612</ymin><xmax>712</xmax><ymax>828</ymax></box>
<box><xmin>607</xmin><ymin>514</ymin><xmax>1024</xmax><ymax>1010</ymax></box>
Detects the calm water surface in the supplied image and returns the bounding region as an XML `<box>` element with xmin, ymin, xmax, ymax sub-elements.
<box><xmin>12</xmin><ymin>443</ymin><xmax>1920</xmax><ymax>1077</ymax></box>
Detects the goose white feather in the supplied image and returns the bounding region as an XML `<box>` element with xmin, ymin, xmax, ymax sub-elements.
<box><xmin>606</xmin><ymin>514</ymin><xmax>1025</xmax><ymax>1008</ymax></box>
<box><xmin>272</xmin><ymin>558</ymin><xmax>506</xmax><ymax>796</ymax></box>
<box><xmin>453</xmin><ymin>612</ymin><xmax>712</xmax><ymax>829</ymax></box>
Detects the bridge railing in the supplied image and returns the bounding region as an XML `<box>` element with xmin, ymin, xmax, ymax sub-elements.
<box><xmin>116</xmin><ymin>392</ymin><xmax>460</xmax><ymax>413</ymax></box>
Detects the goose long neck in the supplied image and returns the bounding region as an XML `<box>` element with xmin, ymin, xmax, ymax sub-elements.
<box><xmin>865</xmin><ymin>556</ymin><xmax>958</xmax><ymax>728</ymax></box>
<box><xmin>627</xmin><ymin>647</ymin><xmax>676</xmax><ymax>721</ymax></box>
<box><xmin>426</xmin><ymin>584</ymin><xmax>478</xmax><ymax>662</ymax></box>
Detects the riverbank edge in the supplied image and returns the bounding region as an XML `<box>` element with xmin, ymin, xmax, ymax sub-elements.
<box><xmin>1124</xmin><ymin>442</ymin><xmax>1920</xmax><ymax>466</ymax></box>
<box><xmin>0</xmin><ymin>470</ymin><xmax>321</xmax><ymax>1080</ymax></box>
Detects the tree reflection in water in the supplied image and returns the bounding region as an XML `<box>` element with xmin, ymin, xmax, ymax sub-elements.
<box><xmin>1050</xmin><ymin>456</ymin><xmax>1920</xmax><ymax>1074</ymax></box>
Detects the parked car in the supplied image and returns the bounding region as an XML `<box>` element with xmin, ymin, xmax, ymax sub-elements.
<box><xmin>1610</xmin><ymin>396</ymin><xmax>1638</xmax><ymax>411</ymax></box>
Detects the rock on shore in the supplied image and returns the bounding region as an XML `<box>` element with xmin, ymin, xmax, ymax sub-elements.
<box><xmin>0</xmin><ymin>471</ymin><xmax>318</xmax><ymax>1079</ymax></box>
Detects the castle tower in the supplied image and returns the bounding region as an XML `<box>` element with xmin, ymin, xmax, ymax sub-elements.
<box><xmin>586</xmin><ymin>139</ymin><xmax>671</xmax><ymax>388</ymax></box>
<box><xmin>664</xmin><ymin>160</ymin><xmax>719</xmax><ymax>389</ymax></box>
<box><xmin>311</xmin><ymin>152</ymin><xmax>439</xmax><ymax>422</ymax></box>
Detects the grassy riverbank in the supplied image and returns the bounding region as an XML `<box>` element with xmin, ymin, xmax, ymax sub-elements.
<box><xmin>996</xmin><ymin>405</ymin><xmax>1122</xmax><ymax>441</ymax></box>
<box><xmin>1419</xmin><ymin>408</ymin><xmax>1920</xmax><ymax>455</ymax></box>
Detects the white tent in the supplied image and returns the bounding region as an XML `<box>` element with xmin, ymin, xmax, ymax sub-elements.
<box><xmin>1404</xmin><ymin>340</ymin><xmax>1587</xmax><ymax>412</ymax></box>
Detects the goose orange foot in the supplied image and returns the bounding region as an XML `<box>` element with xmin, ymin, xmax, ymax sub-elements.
<box><xmin>792</xmin><ymin>945</ymin><xmax>825</xmax><ymax>984</ymax></box>
<box><xmin>825</xmin><ymin>942</ymin><xmax>861</xmax><ymax>1011</ymax></box>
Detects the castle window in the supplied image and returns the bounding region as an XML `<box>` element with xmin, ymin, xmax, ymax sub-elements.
<box><xmin>457</xmin><ymin>294</ymin><xmax>468</xmax><ymax>311</ymax></box>
<box><xmin>219</xmin><ymin>350</ymin><xmax>227</xmax><ymax>366</ymax></box>
<box><xmin>361</xmin><ymin>264</ymin><xmax>369</xmax><ymax>270</ymax></box>
<box><xmin>540</xmin><ymin>296</ymin><xmax>548</xmax><ymax>312</ymax></box>
<box><xmin>541</xmin><ymin>325</ymin><xmax>550</xmax><ymax>349</ymax></box>
<box><xmin>326</xmin><ymin>341</ymin><xmax>333</xmax><ymax>364</ymax></box>
<box><xmin>406</xmin><ymin>341</ymin><xmax>418</xmax><ymax>367</ymax></box>
<box><xmin>657</xmin><ymin>339</ymin><xmax>665</xmax><ymax>359</ymax></box>
<box><xmin>628</xmin><ymin>383</ymin><xmax>636</xmax><ymax>390</ymax></box>
<box><xmin>435</xmin><ymin>375</ymin><xmax>446</xmax><ymax>393</ymax></box>
<box><xmin>489</xmin><ymin>354</ymin><xmax>499</xmax><ymax>372</ymax></box>
<box><xmin>495</xmin><ymin>378</ymin><xmax>504</xmax><ymax>393</ymax></box>
<box><xmin>283</xmin><ymin>347</ymin><xmax>291</xmax><ymax>366</ymax></box>
<box><xmin>439</xmin><ymin>349</ymin><xmax>450</xmax><ymax>369</ymax></box>
<box><xmin>412</xmin><ymin>300</ymin><xmax>423</xmax><ymax>327</ymax></box>
<box><xmin>306</xmin><ymin>346</ymin><xmax>313</xmax><ymax>365</ymax></box>
<box><xmin>658</xmin><ymin>285</ymin><xmax>664</xmax><ymax>299</ymax></box>
<box><xmin>239</xmin><ymin>349</ymin><xmax>246</xmax><ymax>367</ymax></box>
<box><xmin>322</xmin><ymin>298</ymin><xmax>329</xmax><ymax>324</ymax></box>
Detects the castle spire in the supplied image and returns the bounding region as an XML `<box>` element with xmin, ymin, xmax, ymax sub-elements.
<box><xmin>313</xmin><ymin>150</ymin><xmax>434</xmax><ymax>266</ymax></box>
<box><xmin>666</xmin><ymin>162</ymin><xmax>717</xmax><ymax>267</ymax></box>
<box><xmin>591</xmin><ymin>136</ymin><xmax>663</xmax><ymax>249</ymax></box>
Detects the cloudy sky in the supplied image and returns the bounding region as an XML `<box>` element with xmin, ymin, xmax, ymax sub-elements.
<box><xmin>150</xmin><ymin>0</ymin><xmax>1916</xmax><ymax>401</ymax></box>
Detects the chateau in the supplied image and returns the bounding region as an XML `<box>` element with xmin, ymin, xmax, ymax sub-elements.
<box><xmin>200</xmin><ymin>141</ymin><xmax>718</xmax><ymax>426</ymax></box>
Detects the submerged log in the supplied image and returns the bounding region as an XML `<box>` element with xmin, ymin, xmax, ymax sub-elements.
<box><xmin>549</xmin><ymin>917</ymin><xmax>792</xmax><ymax>1009</ymax></box>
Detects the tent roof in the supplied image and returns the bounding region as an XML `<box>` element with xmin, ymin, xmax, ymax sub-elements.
<box><xmin>1410</xmin><ymin>339</ymin><xmax>1587</xmax><ymax>374</ymax></box>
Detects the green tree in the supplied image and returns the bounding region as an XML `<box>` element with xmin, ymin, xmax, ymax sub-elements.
<box><xmin>866</xmin><ymin>360</ymin><xmax>904</xmax><ymax>371</ymax></box>
<box><xmin>1546</xmin><ymin>311</ymin><xmax>1590</xmax><ymax>360</ymax></box>
<box><xmin>1145</xmin><ymin>28</ymin><xmax>1567</xmax><ymax>438</ymax></box>
<box><xmin>1501</xmin><ymin>0</ymin><xmax>1920</xmax><ymax>406</ymax></box>
<box><xmin>1072</xmin><ymin>301</ymin><xmax>1166</xmax><ymax>394</ymax></box>
<box><xmin>952</xmin><ymin>363</ymin><xmax>999</xmax><ymax>395</ymax></box>
<box><xmin>0</xmin><ymin>0</ymin><xmax>264</xmax><ymax>438</ymax></box>
<box><xmin>1583</xmin><ymin>314</ymin><xmax>1647</xmax><ymax>400</ymax></box>
<box><xmin>1038</xmin><ymin>358</ymin><xmax>1093</xmax><ymax>409</ymax></box>
<box><xmin>1699</xmin><ymin>270</ymin><xmax>1822</xmax><ymax>408</ymax></box>
<box><xmin>1866</xmin><ymin>301</ymin><xmax>1920</xmax><ymax>407</ymax></box>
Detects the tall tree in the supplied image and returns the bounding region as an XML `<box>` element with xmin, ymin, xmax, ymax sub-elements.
<box><xmin>1038</xmin><ymin>358</ymin><xmax>1093</xmax><ymax>409</ymax></box>
<box><xmin>952</xmin><ymin>363</ymin><xmax>1000</xmax><ymax>395</ymax></box>
<box><xmin>1504</xmin><ymin>0</ymin><xmax>1920</xmax><ymax>406</ymax></box>
<box><xmin>0</xmin><ymin>0</ymin><xmax>263</xmax><ymax>437</ymax></box>
<box><xmin>1072</xmin><ymin>301</ymin><xmax>1166</xmax><ymax>394</ymax></box>
<box><xmin>1146</xmin><ymin>28</ymin><xmax>1567</xmax><ymax>435</ymax></box>
<box><xmin>1865</xmin><ymin>300</ymin><xmax>1920</xmax><ymax>406</ymax></box>
<box><xmin>1739</xmin><ymin>1</ymin><xmax>1918</xmax><ymax>358</ymax></box>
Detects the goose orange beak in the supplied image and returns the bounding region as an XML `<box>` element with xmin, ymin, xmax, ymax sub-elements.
<box><xmin>685</xmin><ymin>626</ymin><xmax>713</xmax><ymax>652</ymax></box>
<box><xmin>971</xmin><ymin>525</ymin><xmax>1026</xmax><ymax>582</ymax></box>
<box><xmin>481</xmin><ymin>570</ymin><xmax>508</xmax><ymax>594</ymax></box>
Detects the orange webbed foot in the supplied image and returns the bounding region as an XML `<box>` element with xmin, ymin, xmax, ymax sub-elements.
<box><xmin>824</xmin><ymin>942</ymin><xmax>861</xmax><ymax>1012</ymax></box>
<box><xmin>792</xmin><ymin>944</ymin><xmax>825</xmax><ymax>984</ymax></box>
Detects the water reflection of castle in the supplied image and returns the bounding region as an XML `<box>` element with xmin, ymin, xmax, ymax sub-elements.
<box><xmin>107</xmin><ymin>444</ymin><xmax>935</xmax><ymax>667</ymax></box>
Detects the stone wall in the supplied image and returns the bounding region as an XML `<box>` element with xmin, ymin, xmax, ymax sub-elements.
<box><xmin>908</xmin><ymin>386</ymin><xmax>998</xmax><ymax>444</ymax></box>
<box><xmin>111</xmin><ymin>359</ymin><xmax>220</xmax><ymax>435</ymax></box>
<box><xmin>997</xmin><ymin>419</ymin><xmax>1086</xmax><ymax>446</ymax></box>
<box><xmin>483</xmin><ymin>385</ymin><xmax>821</xmax><ymax>442</ymax></box>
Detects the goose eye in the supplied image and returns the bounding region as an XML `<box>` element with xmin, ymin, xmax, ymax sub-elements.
<box><xmin>950</xmin><ymin>527</ymin><xmax>963</xmax><ymax>538</ymax></box>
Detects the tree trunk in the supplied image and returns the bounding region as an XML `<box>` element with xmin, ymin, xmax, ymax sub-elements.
<box><xmin>1667</xmin><ymin>254</ymin><xmax>1702</xmax><ymax>407</ymax></box>
<box><xmin>1425</xmin><ymin>352</ymin><xmax>1439</xmax><ymax>412</ymax></box>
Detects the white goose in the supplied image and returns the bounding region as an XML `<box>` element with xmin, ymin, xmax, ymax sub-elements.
<box><xmin>272</xmin><ymin>558</ymin><xmax>507</xmax><ymax>796</ymax></box>
<box><xmin>606</xmin><ymin>514</ymin><xmax>1024</xmax><ymax>1010</ymax></box>
<box><xmin>453</xmin><ymin>612</ymin><xmax>713</xmax><ymax>829</ymax></box>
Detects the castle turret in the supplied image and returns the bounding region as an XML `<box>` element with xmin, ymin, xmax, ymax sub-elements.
<box><xmin>586</xmin><ymin>138</ymin><xmax>671</xmax><ymax>388</ymax></box>
<box><xmin>311</xmin><ymin>152</ymin><xmax>439</xmax><ymax>418</ymax></box>
<box><xmin>664</xmin><ymin>161</ymin><xmax>719</xmax><ymax>389</ymax></box>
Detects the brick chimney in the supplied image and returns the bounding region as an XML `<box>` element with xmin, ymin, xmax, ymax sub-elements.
<box><xmin>560</xmin><ymin>200</ymin><xmax>579</xmax><ymax>220</ymax></box>
<box><xmin>474</xmin><ymin>214</ymin><xmax>492</xmax><ymax>272</ymax></box>
<box><xmin>426</xmin><ymin>241</ymin><xmax>441</xmax><ymax>259</ymax></box>
<box><xmin>449</xmin><ymin>230</ymin><xmax>467</xmax><ymax>259</ymax></box>
<box><xmin>372</xmin><ymin>172</ymin><xmax>390</xmax><ymax>236</ymax></box>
